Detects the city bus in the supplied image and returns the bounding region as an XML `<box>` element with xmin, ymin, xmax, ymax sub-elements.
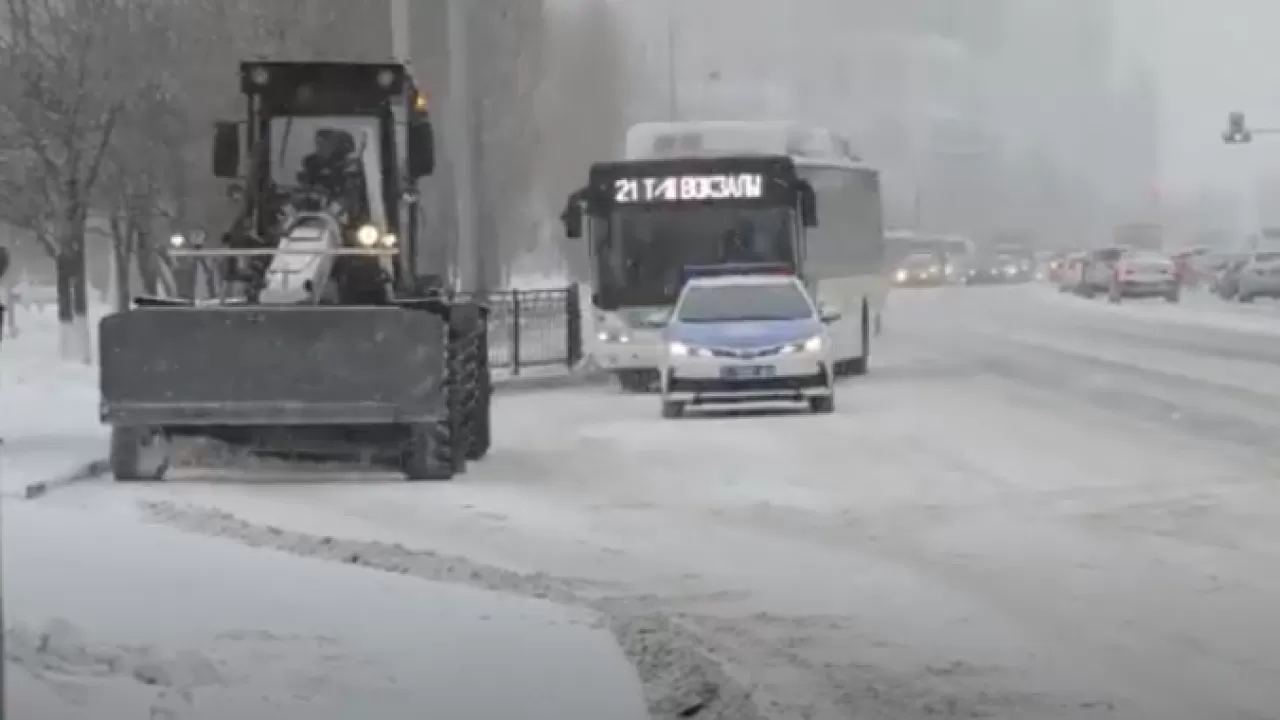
<box><xmin>562</xmin><ymin>121</ymin><xmax>886</xmax><ymax>391</ymax></box>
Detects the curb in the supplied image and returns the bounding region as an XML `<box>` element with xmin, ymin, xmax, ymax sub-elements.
<box><xmin>492</xmin><ymin>370</ymin><xmax>611</xmax><ymax>394</ymax></box>
<box><xmin>22</xmin><ymin>459</ymin><xmax>109</xmax><ymax>500</ymax></box>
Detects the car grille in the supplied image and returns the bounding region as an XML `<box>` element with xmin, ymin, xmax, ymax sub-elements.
<box><xmin>709</xmin><ymin>345</ymin><xmax>784</xmax><ymax>359</ymax></box>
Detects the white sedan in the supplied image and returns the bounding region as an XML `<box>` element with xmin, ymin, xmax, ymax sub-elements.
<box><xmin>658</xmin><ymin>273</ymin><xmax>837</xmax><ymax>418</ymax></box>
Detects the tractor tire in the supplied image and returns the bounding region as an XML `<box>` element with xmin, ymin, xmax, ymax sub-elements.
<box><xmin>466</xmin><ymin>336</ymin><xmax>492</xmax><ymax>461</ymax></box>
<box><xmin>401</xmin><ymin>421</ymin><xmax>455</xmax><ymax>481</ymax></box>
<box><xmin>110</xmin><ymin>426</ymin><xmax>169</xmax><ymax>482</ymax></box>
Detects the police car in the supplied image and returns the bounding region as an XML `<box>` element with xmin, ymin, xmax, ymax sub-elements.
<box><xmin>658</xmin><ymin>265</ymin><xmax>836</xmax><ymax>418</ymax></box>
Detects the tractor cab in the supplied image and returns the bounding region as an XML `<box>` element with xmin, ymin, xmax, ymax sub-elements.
<box><xmin>211</xmin><ymin>61</ymin><xmax>435</xmax><ymax>297</ymax></box>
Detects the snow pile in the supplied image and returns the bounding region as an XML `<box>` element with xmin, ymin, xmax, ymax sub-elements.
<box><xmin>143</xmin><ymin>501</ymin><xmax>761</xmax><ymax>720</ymax></box>
<box><xmin>0</xmin><ymin>304</ymin><xmax>105</xmax><ymax>493</ymax></box>
<box><xmin>4</xmin><ymin>498</ymin><xmax>650</xmax><ymax>720</ymax></box>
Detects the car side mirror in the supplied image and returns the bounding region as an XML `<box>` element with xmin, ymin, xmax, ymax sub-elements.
<box><xmin>407</xmin><ymin>118</ymin><xmax>435</xmax><ymax>178</ymax></box>
<box><xmin>819</xmin><ymin>307</ymin><xmax>841</xmax><ymax>324</ymax></box>
<box><xmin>212</xmin><ymin>121</ymin><xmax>240</xmax><ymax>178</ymax></box>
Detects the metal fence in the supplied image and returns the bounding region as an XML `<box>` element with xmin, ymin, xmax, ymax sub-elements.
<box><xmin>0</xmin><ymin>283</ymin><xmax>583</xmax><ymax>373</ymax></box>
<box><xmin>471</xmin><ymin>285</ymin><xmax>582</xmax><ymax>373</ymax></box>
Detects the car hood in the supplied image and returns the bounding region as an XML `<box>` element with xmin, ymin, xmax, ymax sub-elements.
<box><xmin>668</xmin><ymin>318</ymin><xmax>822</xmax><ymax>349</ymax></box>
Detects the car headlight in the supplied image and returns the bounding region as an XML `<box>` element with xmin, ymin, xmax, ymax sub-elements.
<box><xmin>597</xmin><ymin>330</ymin><xmax>629</xmax><ymax>343</ymax></box>
<box><xmin>356</xmin><ymin>224</ymin><xmax>379</xmax><ymax>246</ymax></box>
<box><xmin>895</xmin><ymin>270</ymin><xmax>908</xmax><ymax>281</ymax></box>
<box><xmin>782</xmin><ymin>335</ymin><xmax>822</xmax><ymax>354</ymax></box>
<box><xmin>668</xmin><ymin>341</ymin><xmax>690</xmax><ymax>357</ymax></box>
<box><xmin>381</xmin><ymin>233</ymin><xmax>397</xmax><ymax>247</ymax></box>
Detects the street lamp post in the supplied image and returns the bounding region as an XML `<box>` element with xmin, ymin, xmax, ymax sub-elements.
<box><xmin>666</xmin><ymin>0</ymin><xmax>680</xmax><ymax>120</ymax></box>
<box><xmin>445</xmin><ymin>0</ymin><xmax>480</xmax><ymax>292</ymax></box>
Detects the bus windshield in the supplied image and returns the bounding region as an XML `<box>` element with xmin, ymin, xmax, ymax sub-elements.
<box><xmin>594</xmin><ymin>205</ymin><xmax>797</xmax><ymax>308</ymax></box>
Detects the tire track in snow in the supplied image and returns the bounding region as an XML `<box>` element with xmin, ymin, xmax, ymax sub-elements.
<box><xmin>141</xmin><ymin>501</ymin><xmax>764</xmax><ymax>720</ymax></box>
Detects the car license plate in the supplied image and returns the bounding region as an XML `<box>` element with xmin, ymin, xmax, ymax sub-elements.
<box><xmin>721</xmin><ymin>365</ymin><xmax>774</xmax><ymax>380</ymax></box>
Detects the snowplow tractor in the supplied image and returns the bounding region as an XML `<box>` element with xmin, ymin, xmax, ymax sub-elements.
<box><xmin>96</xmin><ymin>60</ymin><xmax>487</xmax><ymax>482</ymax></box>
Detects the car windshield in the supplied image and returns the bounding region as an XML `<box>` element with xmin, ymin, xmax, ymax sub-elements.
<box><xmin>676</xmin><ymin>282</ymin><xmax>814</xmax><ymax>323</ymax></box>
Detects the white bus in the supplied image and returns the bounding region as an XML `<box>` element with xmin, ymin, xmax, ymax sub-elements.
<box><xmin>564</xmin><ymin>121</ymin><xmax>887</xmax><ymax>391</ymax></box>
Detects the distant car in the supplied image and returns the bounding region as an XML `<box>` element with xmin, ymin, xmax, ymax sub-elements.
<box><xmin>1214</xmin><ymin>256</ymin><xmax>1251</xmax><ymax>299</ymax></box>
<box><xmin>1056</xmin><ymin>252</ymin><xmax>1087</xmax><ymax>292</ymax></box>
<box><xmin>659</xmin><ymin>271</ymin><xmax>836</xmax><ymax>418</ymax></box>
<box><xmin>1231</xmin><ymin>251</ymin><xmax>1280</xmax><ymax>302</ymax></box>
<box><xmin>966</xmin><ymin>253</ymin><xmax>1026</xmax><ymax>284</ymax></box>
<box><xmin>893</xmin><ymin>252</ymin><xmax>947</xmax><ymax>287</ymax></box>
<box><xmin>1107</xmin><ymin>251</ymin><xmax>1179</xmax><ymax>303</ymax></box>
<box><xmin>1076</xmin><ymin>246</ymin><xmax>1125</xmax><ymax>297</ymax></box>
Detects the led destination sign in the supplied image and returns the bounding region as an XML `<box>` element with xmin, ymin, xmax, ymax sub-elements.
<box><xmin>613</xmin><ymin>173</ymin><xmax>765</xmax><ymax>203</ymax></box>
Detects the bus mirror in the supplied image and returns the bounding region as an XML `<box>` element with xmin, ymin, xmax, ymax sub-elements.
<box><xmin>212</xmin><ymin>121</ymin><xmax>240</xmax><ymax>178</ymax></box>
<box><xmin>407</xmin><ymin>118</ymin><xmax>435</xmax><ymax>177</ymax></box>
<box><xmin>561</xmin><ymin>200</ymin><xmax>583</xmax><ymax>238</ymax></box>
<box><xmin>800</xmin><ymin>184</ymin><xmax>818</xmax><ymax>226</ymax></box>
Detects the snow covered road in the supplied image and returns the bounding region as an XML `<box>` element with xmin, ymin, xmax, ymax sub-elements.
<box><xmin>11</xmin><ymin>284</ymin><xmax>1280</xmax><ymax>719</ymax></box>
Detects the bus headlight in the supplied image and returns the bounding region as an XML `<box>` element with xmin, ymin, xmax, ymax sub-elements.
<box><xmin>356</xmin><ymin>224</ymin><xmax>379</xmax><ymax>246</ymax></box>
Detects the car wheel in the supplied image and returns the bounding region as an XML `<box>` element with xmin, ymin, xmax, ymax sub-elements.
<box><xmin>661</xmin><ymin>400</ymin><xmax>684</xmax><ymax>419</ymax></box>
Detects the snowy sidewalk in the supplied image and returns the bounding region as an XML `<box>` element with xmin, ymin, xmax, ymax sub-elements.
<box><xmin>5</xmin><ymin>497</ymin><xmax>647</xmax><ymax>720</ymax></box>
<box><xmin>0</xmin><ymin>319</ymin><xmax>106</xmax><ymax>497</ymax></box>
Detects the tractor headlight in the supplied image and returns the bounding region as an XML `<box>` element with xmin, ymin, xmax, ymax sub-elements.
<box><xmin>356</xmin><ymin>224</ymin><xmax>379</xmax><ymax>246</ymax></box>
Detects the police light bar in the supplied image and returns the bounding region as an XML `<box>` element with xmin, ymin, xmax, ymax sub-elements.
<box><xmin>682</xmin><ymin>263</ymin><xmax>793</xmax><ymax>281</ymax></box>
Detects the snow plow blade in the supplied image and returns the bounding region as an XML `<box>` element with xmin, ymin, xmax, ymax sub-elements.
<box><xmin>99</xmin><ymin>306</ymin><xmax>446</xmax><ymax>426</ymax></box>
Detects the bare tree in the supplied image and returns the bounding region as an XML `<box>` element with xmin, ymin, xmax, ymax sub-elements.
<box><xmin>0</xmin><ymin>0</ymin><xmax>166</xmax><ymax>359</ymax></box>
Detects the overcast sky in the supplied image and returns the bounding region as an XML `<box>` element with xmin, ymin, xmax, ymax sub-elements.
<box><xmin>1123</xmin><ymin>0</ymin><xmax>1280</xmax><ymax>198</ymax></box>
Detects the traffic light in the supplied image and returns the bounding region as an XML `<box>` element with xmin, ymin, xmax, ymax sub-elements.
<box><xmin>1224</xmin><ymin>111</ymin><xmax>1252</xmax><ymax>144</ymax></box>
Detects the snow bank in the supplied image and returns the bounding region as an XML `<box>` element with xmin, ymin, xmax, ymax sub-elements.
<box><xmin>4</xmin><ymin>499</ymin><xmax>648</xmax><ymax>720</ymax></box>
<box><xmin>0</xmin><ymin>304</ymin><xmax>106</xmax><ymax>495</ymax></box>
